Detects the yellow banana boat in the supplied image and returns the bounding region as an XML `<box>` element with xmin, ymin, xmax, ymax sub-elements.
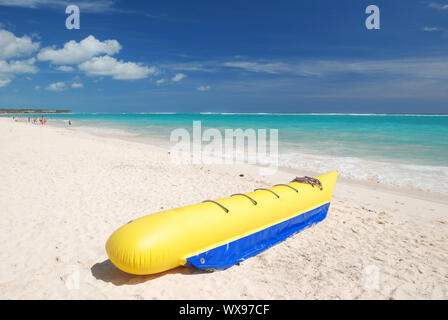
<box><xmin>106</xmin><ymin>171</ymin><xmax>338</xmax><ymax>275</ymax></box>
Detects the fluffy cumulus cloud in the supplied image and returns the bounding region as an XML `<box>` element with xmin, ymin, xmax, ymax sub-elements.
<box><xmin>71</xmin><ymin>82</ymin><xmax>83</xmax><ymax>88</ymax></box>
<box><xmin>197</xmin><ymin>85</ymin><xmax>211</xmax><ymax>91</ymax></box>
<box><xmin>1</xmin><ymin>30</ymin><xmax>157</xmax><ymax>86</ymax></box>
<box><xmin>172</xmin><ymin>73</ymin><xmax>186</xmax><ymax>82</ymax></box>
<box><xmin>57</xmin><ymin>65</ymin><xmax>75</xmax><ymax>72</ymax></box>
<box><xmin>44</xmin><ymin>80</ymin><xmax>82</xmax><ymax>91</ymax></box>
<box><xmin>46</xmin><ymin>81</ymin><xmax>67</xmax><ymax>91</ymax></box>
<box><xmin>0</xmin><ymin>58</ymin><xmax>38</xmax><ymax>87</ymax></box>
<box><xmin>37</xmin><ymin>35</ymin><xmax>122</xmax><ymax>65</ymax></box>
<box><xmin>0</xmin><ymin>58</ymin><xmax>38</xmax><ymax>74</ymax></box>
<box><xmin>0</xmin><ymin>78</ymin><xmax>11</xmax><ymax>87</ymax></box>
<box><xmin>0</xmin><ymin>29</ymin><xmax>40</xmax><ymax>60</ymax></box>
<box><xmin>78</xmin><ymin>55</ymin><xmax>156</xmax><ymax>80</ymax></box>
<box><xmin>156</xmin><ymin>78</ymin><xmax>166</xmax><ymax>85</ymax></box>
<box><xmin>0</xmin><ymin>29</ymin><xmax>40</xmax><ymax>87</ymax></box>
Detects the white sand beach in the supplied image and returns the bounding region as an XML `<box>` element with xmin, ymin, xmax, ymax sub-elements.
<box><xmin>0</xmin><ymin>117</ymin><xmax>447</xmax><ymax>300</ymax></box>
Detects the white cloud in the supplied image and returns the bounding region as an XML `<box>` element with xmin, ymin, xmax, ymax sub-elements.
<box><xmin>0</xmin><ymin>78</ymin><xmax>11</xmax><ymax>87</ymax></box>
<box><xmin>222</xmin><ymin>58</ymin><xmax>448</xmax><ymax>79</ymax></box>
<box><xmin>197</xmin><ymin>85</ymin><xmax>211</xmax><ymax>91</ymax></box>
<box><xmin>46</xmin><ymin>81</ymin><xmax>67</xmax><ymax>91</ymax></box>
<box><xmin>37</xmin><ymin>35</ymin><xmax>121</xmax><ymax>65</ymax></box>
<box><xmin>57</xmin><ymin>65</ymin><xmax>75</xmax><ymax>72</ymax></box>
<box><xmin>162</xmin><ymin>62</ymin><xmax>217</xmax><ymax>73</ymax></box>
<box><xmin>78</xmin><ymin>55</ymin><xmax>155</xmax><ymax>80</ymax></box>
<box><xmin>223</xmin><ymin>61</ymin><xmax>287</xmax><ymax>74</ymax></box>
<box><xmin>311</xmin><ymin>58</ymin><xmax>448</xmax><ymax>79</ymax></box>
<box><xmin>172</xmin><ymin>73</ymin><xmax>186</xmax><ymax>82</ymax></box>
<box><xmin>0</xmin><ymin>0</ymin><xmax>116</xmax><ymax>13</ymax></box>
<box><xmin>0</xmin><ymin>58</ymin><xmax>38</xmax><ymax>74</ymax></box>
<box><xmin>0</xmin><ymin>30</ymin><xmax>39</xmax><ymax>87</ymax></box>
<box><xmin>423</xmin><ymin>27</ymin><xmax>441</xmax><ymax>32</ymax></box>
<box><xmin>0</xmin><ymin>29</ymin><xmax>40</xmax><ymax>59</ymax></box>
<box><xmin>156</xmin><ymin>78</ymin><xmax>166</xmax><ymax>85</ymax></box>
<box><xmin>2</xmin><ymin>30</ymin><xmax>158</xmax><ymax>85</ymax></box>
<box><xmin>71</xmin><ymin>82</ymin><xmax>83</xmax><ymax>88</ymax></box>
<box><xmin>34</xmin><ymin>85</ymin><xmax>40</xmax><ymax>91</ymax></box>
<box><xmin>428</xmin><ymin>2</ymin><xmax>448</xmax><ymax>10</ymax></box>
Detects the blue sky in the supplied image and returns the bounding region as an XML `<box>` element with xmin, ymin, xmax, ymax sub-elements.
<box><xmin>0</xmin><ymin>0</ymin><xmax>447</xmax><ymax>113</ymax></box>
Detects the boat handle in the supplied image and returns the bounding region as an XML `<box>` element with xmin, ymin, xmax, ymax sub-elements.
<box><xmin>254</xmin><ymin>188</ymin><xmax>280</xmax><ymax>198</ymax></box>
<box><xmin>230</xmin><ymin>193</ymin><xmax>257</xmax><ymax>205</ymax></box>
<box><xmin>273</xmin><ymin>184</ymin><xmax>299</xmax><ymax>193</ymax></box>
<box><xmin>291</xmin><ymin>176</ymin><xmax>323</xmax><ymax>190</ymax></box>
<box><xmin>202</xmin><ymin>200</ymin><xmax>229</xmax><ymax>213</ymax></box>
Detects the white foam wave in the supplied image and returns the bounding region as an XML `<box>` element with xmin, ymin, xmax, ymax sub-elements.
<box><xmin>69</xmin><ymin>126</ymin><xmax>139</xmax><ymax>137</ymax></box>
<box><xmin>279</xmin><ymin>152</ymin><xmax>448</xmax><ymax>195</ymax></box>
<box><xmin>202</xmin><ymin>112</ymin><xmax>448</xmax><ymax>117</ymax></box>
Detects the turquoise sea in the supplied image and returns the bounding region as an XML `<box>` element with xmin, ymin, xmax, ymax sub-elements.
<box><xmin>11</xmin><ymin>113</ymin><xmax>448</xmax><ymax>195</ymax></box>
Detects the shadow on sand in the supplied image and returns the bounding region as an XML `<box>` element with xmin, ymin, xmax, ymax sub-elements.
<box><xmin>91</xmin><ymin>259</ymin><xmax>214</xmax><ymax>286</ymax></box>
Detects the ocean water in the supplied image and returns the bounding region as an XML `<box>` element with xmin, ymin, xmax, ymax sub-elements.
<box><xmin>13</xmin><ymin>113</ymin><xmax>448</xmax><ymax>195</ymax></box>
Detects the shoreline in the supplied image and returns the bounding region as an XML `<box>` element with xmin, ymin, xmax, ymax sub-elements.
<box><xmin>5</xmin><ymin>112</ymin><xmax>448</xmax><ymax>116</ymax></box>
<box><xmin>0</xmin><ymin>117</ymin><xmax>447</xmax><ymax>299</ymax></box>
<box><xmin>39</xmin><ymin>116</ymin><xmax>448</xmax><ymax>204</ymax></box>
<box><xmin>7</xmin><ymin>115</ymin><xmax>448</xmax><ymax>204</ymax></box>
<box><xmin>5</xmin><ymin>116</ymin><xmax>448</xmax><ymax>205</ymax></box>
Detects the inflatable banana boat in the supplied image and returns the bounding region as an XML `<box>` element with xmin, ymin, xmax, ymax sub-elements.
<box><xmin>106</xmin><ymin>171</ymin><xmax>338</xmax><ymax>275</ymax></box>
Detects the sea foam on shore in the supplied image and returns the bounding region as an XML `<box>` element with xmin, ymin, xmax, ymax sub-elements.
<box><xmin>27</xmin><ymin>113</ymin><xmax>448</xmax><ymax>196</ymax></box>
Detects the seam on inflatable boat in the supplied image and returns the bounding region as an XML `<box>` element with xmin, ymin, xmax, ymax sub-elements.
<box><xmin>185</xmin><ymin>202</ymin><xmax>330</xmax><ymax>270</ymax></box>
<box><xmin>181</xmin><ymin>200</ymin><xmax>330</xmax><ymax>260</ymax></box>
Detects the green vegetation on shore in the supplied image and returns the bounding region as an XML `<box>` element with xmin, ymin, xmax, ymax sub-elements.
<box><xmin>0</xmin><ymin>109</ymin><xmax>72</xmax><ymax>114</ymax></box>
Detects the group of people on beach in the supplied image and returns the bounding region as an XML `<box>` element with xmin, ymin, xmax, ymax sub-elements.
<box><xmin>10</xmin><ymin>115</ymin><xmax>47</xmax><ymax>125</ymax></box>
<box><xmin>4</xmin><ymin>115</ymin><xmax>72</xmax><ymax>126</ymax></box>
<box><xmin>33</xmin><ymin>116</ymin><xmax>47</xmax><ymax>125</ymax></box>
